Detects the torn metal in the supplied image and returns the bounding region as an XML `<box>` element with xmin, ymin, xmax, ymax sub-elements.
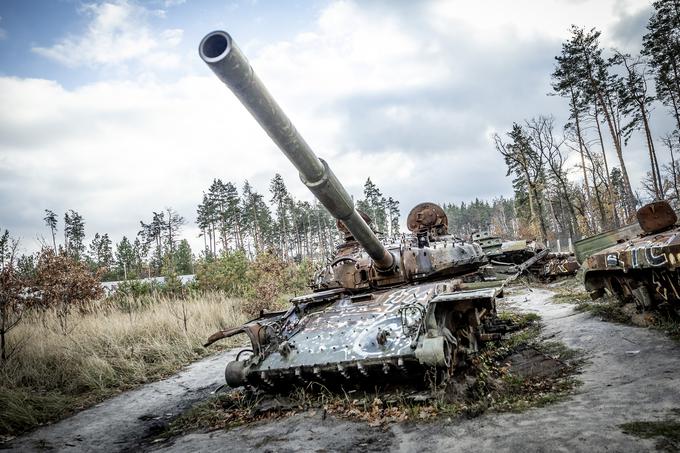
<box><xmin>472</xmin><ymin>232</ymin><xmax>578</xmax><ymax>280</ymax></box>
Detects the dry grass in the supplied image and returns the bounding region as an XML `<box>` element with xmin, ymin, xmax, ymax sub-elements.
<box><xmin>0</xmin><ymin>292</ymin><xmax>249</xmax><ymax>437</ymax></box>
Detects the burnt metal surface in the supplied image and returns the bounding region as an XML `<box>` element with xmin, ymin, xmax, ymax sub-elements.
<box><xmin>573</xmin><ymin>222</ymin><xmax>643</xmax><ymax>264</ymax></box>
<box><xmin>407</xmin><ymin>203</ymin><xmax>449</xmax><ymax>236</ymax></box>
<box><xmin>199</xmin><ymin>30</ymin><xmax>502</xmax><ymax>388</ymax></box>
<box><xmin>540</xmin><ymin>253</ymin><xmax>580</xmax><ymax>278</ymax></box>
<box><xmin>472</xmin><ymin>232</ymin><xmax>578</xmax><ymax>280</ymax></box>
<box><xmin>636</xmin><ymin>201</ymin><xmax>678</xmax><ymax>234</ymax></box>
<box><xmin>582</xmin><ymin>200</ymin><xmax>680</xmax><ymax>312</ymax></box>
<box><xmin>472</xmin><ymin>231</ymin><xmax>503</xmax><ymax>255</ymax></box>
<box><xmin>217</xmin><ymin>280</ymin><xmax>498</xmax><ymax>387</ymax></box>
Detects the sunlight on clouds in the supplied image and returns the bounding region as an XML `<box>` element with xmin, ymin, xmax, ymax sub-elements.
<box><xmin>254</xmin><ymin>1</ymin><xmax>451</xmax><ymax>100</ymax></box>
<box><xmin>31</xmin><ymin>1</ymin><xmax>182</xmax><ymax>69</ymax></box>
<box><xmin>428</xmin><ymin>0</ymin><xmax>652</xmax><ymax>48</ymax></box>
<box><xmin>0</xmin><ymin>73</ymin><xmax>349</xmax><ymax>252</ymax></box>
<box><xmin>4</xmin><ymin>0</ymin><xmax>660</xmax><ymax>252</ymax></box>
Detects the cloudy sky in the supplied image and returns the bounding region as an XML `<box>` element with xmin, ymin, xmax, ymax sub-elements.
<box><xmin>0</xmin><ymin>0</ymin><xmax>665</xmax><ymax>254</ymax></box>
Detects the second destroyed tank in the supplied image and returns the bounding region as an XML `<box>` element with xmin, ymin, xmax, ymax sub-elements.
<box><xmin>200</xmin><ymin>31</ymin><xmax>509</xmax><ymax>388</ymax></box>
<box><xmin>472</xmin><ymin>231</ymin><xmax>579</xmax><ymax>280</ymax></box>
<box><xmin>579</xmin><ymin>200</ymin><xmax>680</xmax><ymax>314</ymax></box>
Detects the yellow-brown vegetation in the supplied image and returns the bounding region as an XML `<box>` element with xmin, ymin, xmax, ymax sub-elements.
<box><xmin>0</xmin><ymin>292</ymin><xmax>249</xmax><ymax>437</ymax></box>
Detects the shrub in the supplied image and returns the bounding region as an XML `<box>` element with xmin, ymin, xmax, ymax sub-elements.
<box><xmin>194</xmin><ymin>250</ymin><xmax>251</xmax><ymax>297</ymax></box>
<box><xmin>33</xmin><ymin>249</ymin><xmax>104</xmax><ymax>334</ymax></box>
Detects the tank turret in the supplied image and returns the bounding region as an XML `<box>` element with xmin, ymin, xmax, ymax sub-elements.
<box><xmin>200</xmin><ymin>31</ymin><xmax>500</xmax><ymax>388</ymax></box>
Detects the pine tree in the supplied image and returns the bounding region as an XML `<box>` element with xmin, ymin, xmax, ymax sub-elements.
<box><xmin>554</xmin><ymin>26</ymin><xmax>635</xmax><ymax>217</ymax></box>
<box><xmin>196</xmin><ymin>193</ymin><xmax>216</xmax><ymax>257</ymax></box>
<box><xmin>139</xmin><ymin>211</ymin><xmax>165</xmax><ymax>275</ymax></box>
<box><xmin>175</xmin><ymin>239</ymin><xmax>193</xmax><ymax>274</ymax></box>
<box><xmin>643</xmin><ymin>0</ymin><xmax>680</xmax><ymax>131</ymax></box>
<box><xmin>164</xmin><ymin>207</ymin><xmax>185</xmax><ymax>256</ymax></box>
<box><xmin>270</xmin><ymin>174</ymin><xmax>292</xmax><ymax>258</ymax></box>
<box><xmin>613</xmin><ymin>51</ymin><xmax>663</xmax><ymax>200</ymax></box>
<box><xmin>133</xmin><ymin>237</ymin><xmax>145</xmax><ymax>277</ymax></box>
<box><xmin>223</xmin><ymin>182</ymin><xmax>243</xmax><ymax>250</ymax></box>
<box><xmin>357</xmin><ymin>178</ymin><xmax>388</xmax><ymax>234</ymax></box>
<box><xmin>494</xmin><ymin>124</ymin><xmax>548</xmax><ymax>241</ymax></box>
<box><xmin>115</xmin><ymin>236</ymin><xmax>136</xmax><ymax>279</ymax></box>
<box><xmin>64</xmin><ymin>210</ymin><xmax>85</xmax><ymax>260</ymax></box>
<box><xmin>43</xmin><ymin>209</ymin><xmax>57</xmax><ymax>250</ymax></box>
<box><xmin>386</xmin><ymin>197</ymin><xmax>400</xmax><ymax>237</ymax></box>
<box><xmin>88</xmin><ymin>233</ymin><xmax>114</xmax><ymax>279</ymax></box>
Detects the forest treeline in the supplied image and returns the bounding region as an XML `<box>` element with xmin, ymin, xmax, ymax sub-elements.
<box><xmin>2</xmin><ymin>171</ymin><xmax>519</xmax><ymax>286</ymax></box>
<box><xmin>494</xmin><ymin>0</ymin><xmax>680</xmax><ymax>243</ymax></box>
<box><xmin>0</xmin><ymin>173</ymin><xmax>405</xmax><ymax>283</ymax></box>
<box><xmin>4</xmin><ymin>0</ymin><xmax>679</xmax><ymax>281</ymax></box>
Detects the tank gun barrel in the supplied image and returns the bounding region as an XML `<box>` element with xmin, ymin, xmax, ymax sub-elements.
<box><xmin>199</xmin><ymin>31</ymin><xmax>394</xmax><ymax>270</ymax></box>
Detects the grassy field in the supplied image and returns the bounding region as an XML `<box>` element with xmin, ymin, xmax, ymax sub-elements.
<box><xmin>0</xmin><ymin>292</ymin><xmax>249</xmax><ymax>437</ymax></box>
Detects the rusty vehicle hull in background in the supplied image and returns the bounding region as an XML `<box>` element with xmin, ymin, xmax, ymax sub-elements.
<box><xmin>579</xmin><ymin>201</ymin><xmax>680</xmax><ymax>314</ymax></box>
<box><xmin>472</xmin><ymin>232</ymin><xmax>578</xmax><ymax>280</ymax></box>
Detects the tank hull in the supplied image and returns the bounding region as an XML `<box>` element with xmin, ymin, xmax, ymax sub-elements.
<box><xmin>583</xmin><ymin>229</ymin><xmax>680</xmax><ymax>311</ymax></box>
<box><xmin>219</xmin><ymin>281</ymin><xmax>499</xmax><ymax>387</ymax></box>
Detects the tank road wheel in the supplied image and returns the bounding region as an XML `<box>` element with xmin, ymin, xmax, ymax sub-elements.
<box><xmin>456</xmin><ymin>325</ymin><xmax>479</xmax><ymax>355</ymax></box>
<box><xmin>436</xmin><ymin>325</ymin><xmax>481</xmax><ymax>381</ymax></box>
<box><xmin>429</xmin><ymin>326</ymin><xmax>480</xmax><ymax>385</ymax></box>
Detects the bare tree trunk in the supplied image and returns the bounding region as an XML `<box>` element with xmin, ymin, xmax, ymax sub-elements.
<box><xmin>521</xmin><ymin>167</ymin><xmax>538</xmax><ymax>236</ymax></box>
<box><xmin>668</xmin><ymin>136</ymin><xmax>680</xmax><ymax>207</ymax></box>
<box><xmin>596</xmin><ymin>90</ymin><xmax>636</xmax><ymax>216</ymax></box>
<box><xmin>531</xmin><ymin>184</ymin><xmax>548</xmax><ymax>242</ymax></box>
<box><xmin>593</xmin><ymin>105</ymin><xmax>620</xmax><ymax>228</ymax></box>
<box><xmin>641</xmin><ymin>112</ymin><xmax>662</xmax><ymax>199</ymax></box>
<box><xmin>571</xmin><ymin>91</ymin><xmax>592</xmax><ymax>205</ymax></box>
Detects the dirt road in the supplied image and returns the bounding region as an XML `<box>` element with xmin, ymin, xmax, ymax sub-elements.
<box><xmin>4</xmin><ymin>350</ymin><xmax>241</xmax><ymax>452</ymax></box>
<box><xmin>7</xmin><ymin>287</ymin><xmax>680</xmax><ymax>452</ymax></box>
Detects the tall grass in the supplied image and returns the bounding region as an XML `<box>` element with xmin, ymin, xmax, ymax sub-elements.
<box><xmin>0</xmin><ymin>292</ymin><xmax>249</xmax><ymax>437</ymax></box>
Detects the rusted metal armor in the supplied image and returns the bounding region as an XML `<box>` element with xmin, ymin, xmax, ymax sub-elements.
<box><xmin>579</xmin><ymin>200</ymin><xmax>680</xmax><ymax>312</ymax></box>
<box><xmin>472</xmin><ymin>232</ymin><xmax>578</xmax><ymax>279</ymax></box>
<box><xmin>199</xmin><ymin>31</ymin><xmax>504</xmax><ymax>387</ymax></box>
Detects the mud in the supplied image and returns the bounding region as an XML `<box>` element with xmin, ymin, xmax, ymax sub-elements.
<box><xmin>505</xmin><ymin>346</ymin><xmax>565</xmax><ymax>379</ymax></box>
<box><xmin>6</xmin><ymin>287</ymin><xmax>680</xmax><ymax>452</ymax></box>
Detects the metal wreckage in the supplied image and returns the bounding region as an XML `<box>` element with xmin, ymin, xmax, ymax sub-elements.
<box><xmin>577</xmin><ymin>200</ymin><xmax>680</xmax><ymax>314</ymax></box>
<box><xmin>198</xmin><ymin>31</ymin><xmax>574</xmax><ymax>388</ymax></box>
<box><xmin>471</xmin><ymin>231</ymin><xmax>578</xmax><ymax>280</ymax></box>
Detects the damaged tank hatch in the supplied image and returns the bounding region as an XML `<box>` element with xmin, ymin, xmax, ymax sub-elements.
<box><xmin>199</xmin><ymin>31</ymin><xmax>507</xmax><ymax>388</ymax></box>
<box><xmin>580</xmin><ymin>200</ymin><xmax>680</xmax><ymax>314</ymax></box>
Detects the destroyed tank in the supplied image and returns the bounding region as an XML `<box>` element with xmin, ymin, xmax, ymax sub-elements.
<box><xmin>199</xmin><ymin>31</ymin><xmax>505</xmax><ymax>388</ymax></box>
<box><xmin>581</xmin><ymin>200</ymin><xmax>680</xmax><ymax>313</ymax></box>
<box><xmin>472</xmin><ymin>232</ymin><xmax>579</xmax><ymax>279</ymax></box>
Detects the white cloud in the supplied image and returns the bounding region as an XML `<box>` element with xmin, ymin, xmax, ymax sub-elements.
<box><xmin>0</xmin><ymin>74</ymin><xmax>372</xmax><ymax>253</ymax></box>
<box><xmin>31</xmin><ymin>1</ymin><xmax>183</xmax><ymax>69</ymax></box>
<box><xmin>2</xmin><ymin>0</ymin><xmax>667</xmax><ymax>254</ymax></box>
<box><xmin>427</xmin><ymin>0</ymin><xmax>651</xmax><ymax>47</ymax></box>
